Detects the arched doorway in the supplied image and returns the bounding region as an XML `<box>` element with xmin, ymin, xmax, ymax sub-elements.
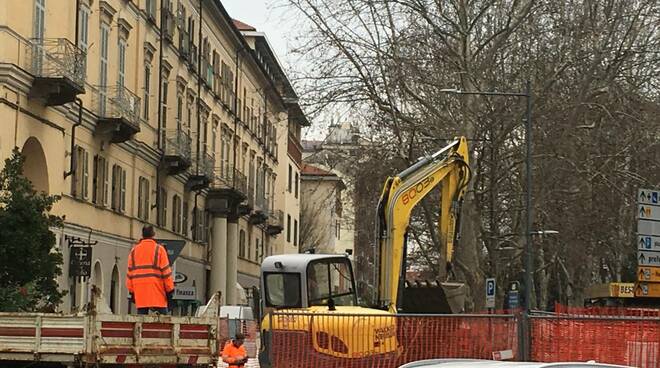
<box><xmin>20</xmin><ymin>137</ymin><xmax>49</xmax><ymax>194</ymax></box>
<box><xmin>110</xmin><ymin>266</ymin><xmax>120</xmax><ymax>314</ymax></box>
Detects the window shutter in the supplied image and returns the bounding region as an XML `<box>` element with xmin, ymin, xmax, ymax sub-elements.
<box><xmin>120</xmin><ymin>168</ymin><xmax>126</xmax><ymax>212</ymax></box>
<box><xmin>144</xmin><ymin>179</ymin><xmax>150</xmax><ymax>221</ymax></box>
<box><xmin>92</xmin><ymin>155</ymin><xmax>99</xmax><ymax>203</ymax></box>
<box><xmin>103</xmin><ymin>159</ymin><xmax>109</xmax><ymax>206</ymax></box>
<box><xmin>137</xmin><ymin>178</ymin><xmax>143</xmax><ymax>219</ymax></box>
<box><xmin>83</xmin><ymin>150</ymin><xmax>89</xmax><ymax>199</ymax></box>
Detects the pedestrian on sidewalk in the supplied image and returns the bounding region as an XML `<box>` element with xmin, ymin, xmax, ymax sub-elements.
<box><xmin>222</xmin><ymin>333</ymin><xmax>248</xmax><ymax>368</ymax></box>
<box><xmin>126</xmin><ymin>225</ymin><xmax>174</xmax><ymax>315</ymax></box>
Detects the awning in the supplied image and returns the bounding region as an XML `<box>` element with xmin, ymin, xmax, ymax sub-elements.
<box><xmin>237</xmin><ymin>272</ymin><xmax>260</xmax><ymax>289</ymax></box>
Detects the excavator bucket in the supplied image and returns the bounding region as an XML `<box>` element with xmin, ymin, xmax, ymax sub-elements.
<box><xmin>402</xmin><ymin>281</ymin><xmax>466</xmax><ymax>314</ymax></box>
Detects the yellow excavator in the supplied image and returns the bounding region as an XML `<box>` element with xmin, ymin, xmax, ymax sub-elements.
<box><xmin>258</xmin><ymin>137</ymin><xmax>472</xmax><ymax>366</ymax></box>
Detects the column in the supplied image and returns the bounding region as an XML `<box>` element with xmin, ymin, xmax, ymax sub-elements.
<box><xmin>211</xmin><ymin>216</ymin><xmax>228</xmax><ymax>304</ymax></box>
<box><xmin>226</xmin><ymin>220</ymin><xmax>239</xmax><ymax>305</ymax></box>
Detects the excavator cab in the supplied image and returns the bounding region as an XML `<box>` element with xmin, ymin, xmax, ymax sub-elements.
<box><xmin>260</xmin><ymin>254</ymin><xmax>359</xmax><ymax>312</ymax></box>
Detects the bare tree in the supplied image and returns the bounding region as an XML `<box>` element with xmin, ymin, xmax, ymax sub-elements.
<box><xmin>282</xmin><ymin>0</ymin><xmax>660</xmax><ymax>309</ymax></box>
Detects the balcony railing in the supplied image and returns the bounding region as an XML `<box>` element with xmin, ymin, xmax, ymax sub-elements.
<box><xmin>234</xmin><ymin>169</ymin><xmax>248</xmax><ymax>196</ymax></box>
<box><xmin>94</xmin><ymin>84</ymin><xmax>141</xmax><ymax>130</ymax></box>
<box><xmin>256</xmin><ymin>194</ymin><xmax>269</xmax><ymax>212</ymax></box>
<box><xmin>191</xmin><ymin>152</ymin><xmax>214</xmax><ymax>180</ymax></box>
<box><xmin>24</xmin><ymin>38</ymin><xmax>86</xmax><ymax>89</ymax></box>
<box><xmin>247</xmin><ymin>184</ymin><xmax>255</xmax><ymax>209</ymax></box>
<box><xmin>269</xmin><ymin>210</ymin><xmax>284</xmax><ymax>227</ymax></box>
<box><xmin>164</xmin><ymin>129</ymin><xmax>192</xmax><ymax>161</ymax></box>
<box><xmin>210</xmin><ymin>164</ymin><xmax>249</xmax><ymax>196</ymax></box>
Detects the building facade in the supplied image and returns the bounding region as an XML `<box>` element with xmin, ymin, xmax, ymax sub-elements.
<box><xmin>0</xmin><ymin>0</ymin><xmax>306</xmax><ymax>314</ymax></box>
<box><xmin>299</xmin><ymin>163</ymin><xmax>345</xmax><ymax>254</ymax></box>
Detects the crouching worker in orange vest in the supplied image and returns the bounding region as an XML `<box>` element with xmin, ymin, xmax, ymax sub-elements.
<box><xmin>222</xmin><ymin>333</ymin><xmax>248</xmax><ymax>368</ymax></box>
<box><xmin>126</xmin><ymin>225</ymin><xmax>175</xmax><ymax>315</ymax></box>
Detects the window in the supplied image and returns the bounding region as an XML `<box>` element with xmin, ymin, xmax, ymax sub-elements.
<box><xmin>146</xmin><ymin>0</ymin><xmax>157</xmax><ymax>20</ymax></box>
<box><xmin>182</xmin><ymin>200</ymin><xmax>189</xmax><ymax>237</ymax></box>
<box><xmin>143</xmin><ymin>65</ymin><xmax>151</xmax><ymax>120</ymax></box>
<box><xmin>161</xmin><ymin>79</ymin><xmax>169</xmax><ymax>148</ymax></box>
<box><xmin>92</xmin><ymin>155</ymin><xmax>109</xmax><ymax>206</ymax></box>
<box><xmin>176</xmin><ymin>94</ymin><xmax>183</xmax><ymax>130</ymax></box>
<box><xmin>111</xmin><ymin>164</ymin><xmax>126</xmax><ymax>212</ymax></box>
<box><xmin>295</xmin><ymin>172</ymin><xmax>299</xmax><ymax>198</ymax></box>
<box><xmin>99</xmin><ymin>23</ymin><xmax>110</xmax><ymax>115</ymax></box>
<box><xmin>193</xmin><ymin>208</ymin><xmax>206</xmax><ymax>242</ymax></box>
<box><xmin>137</xmin><ymin>177</ymin><xmax>150</xmax><ymax>221</ymax></box>
<box><xmin>287</xmin><ymin>214</ymin><xmax>291</xmax><ymax>243</ymax></box>
<box><xmin>118</xmin><ymin>38</ymin><xmax>127</xmax><ymax>87</ymax></box>
<box><xmin>287</xmin><ymin>165</ymin><xmax>292</xmax><ymax>193</ymax></box>
<box><xmin>307</xmin><ymin>259</ymin><xmax>356</xmax><ymax>306</ymax></box>
<box><xmin>336</xmin><ymin>220</ymin><xmax>341</xmax><ymax>240</ymax></box>
<box><xmin>294</xmin><ymin>219</ymin><xmax>298</xmax><ymax>247</ymax></box>
<box><xmin>247</xmin><ymin>236</ymin><xmax>252</xmax><ymax>261</ymax></box>
<box><xmin>34</xmin><ymin>0</ymin><xmax>45</xmax><ymax>40</ymax></box>
<box><xmin>77</xmin><ymin>5</ymin><xmax>89</xmax><ymax>74</ymax></box>
<box><xmin>256</xmin><ymin>238</ymin><xmax>262</xmax><ymax>262</ymax></box>
<box><xmin>239</xmin><ymin>230</ymin><xmax>246</xmax><ymax>258</ymax></box>
<box><xmin>158</xmin><ymin>187</ymin><xmax>168</xmax><ymax>227</ymax></box>
<box><xmin>264</xmin><ymin>273</ymin><xmax>301</xmax><ymax>308</ymax></box>
<box><xmin>71</xmin><ymin>146</ymin><xmax>89</xmax><ymax>200</ymax></box>
<box><xmin>172</xmin><ymin>195</ymin><xmax>182</xmax><ymax>233</ymax></box>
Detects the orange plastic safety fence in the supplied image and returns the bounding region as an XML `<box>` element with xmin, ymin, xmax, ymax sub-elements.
<box><xmin>268</xmin><ymin>313</ymin><xmax>519</xmax><ymax>368</ymax></box>
<box><xmin>554</xmin><ymin>303</ymin><xmax>660</xmax><ymax>317</ymax></box>
<box><xmin>530</xmin><ymin>316</ymin><xmax>660</xmax><ymax>367</ymax></box>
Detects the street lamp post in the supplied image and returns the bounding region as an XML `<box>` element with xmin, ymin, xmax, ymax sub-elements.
<box><xmin>440</xmin><ymin>81</ymin><xmax>533</xmax><ymax>358</ymax></box>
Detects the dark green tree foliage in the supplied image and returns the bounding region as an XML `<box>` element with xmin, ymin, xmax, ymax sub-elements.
<box><xmin>0</xmin><ymin>148</ymin><xmax>64</xmax><ymax>311</ymax></box>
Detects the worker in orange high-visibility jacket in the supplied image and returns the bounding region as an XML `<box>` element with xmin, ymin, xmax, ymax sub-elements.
<box><xmin>222</xmin><ymin>333</ymin><xmax>248</xmax><ymax>368</ymax></box>
<box><xmin>126</xmin><ymin>225</ymin><xmax>175</xmax><ymax>314</ymax></box>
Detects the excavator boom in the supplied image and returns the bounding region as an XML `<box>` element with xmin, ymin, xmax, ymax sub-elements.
<box><xmin>375</xmin><ymin>137</ymin><xmax>471</xmax><ymax>313</ymax></box>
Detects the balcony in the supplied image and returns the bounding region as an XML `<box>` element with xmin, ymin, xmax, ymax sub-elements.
<box><xmin>246</xmin><ymin>184</ymin><xmax>255</xmax><ymax>210</ymax></box>
<box><xmin>288</xmin><ymin>134</ymin><xmax>303</xmax><ymax>166</ymax></box>
<box><xmin>94</xmin><ymin>85</ymin><xmax>141</xmax><ymax>143</ymax></box>
<box><xmin>163</xmin><ymin>9</ymin><xmax>176</xmax><ymax>43</ymax></box>
<box><xmin>267</xmin><ymin>210</ymin><xmax>284</xmax><ymax>236</ymax></box>
<box><xmin>24</xmin><ymin>38</ymin><xmax>85</xmax><ymax>106</ymax></box>
<box><xmin>186</xmin><ymin>152</ymin><xmax>214</xmax><ymax>191</ymax></box>
<box><xmin>250</xmin><ymin>194</ymin><xmax>268</xmax><ymax>225</ymax></box>
<box><xmin>161</xmin><ymin>129</ymin><xmax>192</xmax><ymax>175</ymax></box>
<box><xmin>180</xmin><ymin>31</ymin><xmax>190</xmax><ymax>61</ymax></box>
<box><xmin>207</xmin><ymin>166</ymin><xmax>248</xmax><ymax>215</ymax></box>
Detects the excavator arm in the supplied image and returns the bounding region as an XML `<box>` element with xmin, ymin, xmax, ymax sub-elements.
<box><xmin>375</xmin><ymin>137</ymin><xmax>471</xmax><ymax>313</ymax></box>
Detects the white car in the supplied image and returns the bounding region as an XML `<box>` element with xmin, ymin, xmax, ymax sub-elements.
<box><xmin>398</xmin><ymin>359</ymin><xmax>633</xmax><ymax>368</ymax></box>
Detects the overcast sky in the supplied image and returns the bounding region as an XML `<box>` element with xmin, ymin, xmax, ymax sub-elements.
<box><xmin>220</xmin><ymin>0</ymin><xmax>292</xmax><ymax>63</ymax></box>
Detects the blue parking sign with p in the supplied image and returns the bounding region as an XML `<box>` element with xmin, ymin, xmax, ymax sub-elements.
<box><xmin>486</xmin><ymin>278</ymin><xmax>496</xmax><ymax>297</ymax></box>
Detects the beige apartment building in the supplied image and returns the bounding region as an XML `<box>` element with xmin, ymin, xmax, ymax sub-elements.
<box><xmin>0</xmin><ymin>0</ymin><xmax>307</xmax><ymax>314</ymax></box>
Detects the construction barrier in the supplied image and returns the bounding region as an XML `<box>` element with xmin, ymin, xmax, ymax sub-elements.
<box><xmin>267</xmin><ymin>312</ymin><xmax>519</xmax><ymax>368</ymax></box>
<box><xmin>265</xmin><ymin>308</ymin><xmax>660</xmax><ymax>368</ymax></box>
<box><xmin>530</xmin><ymin>314</ymin><xmax>660</xmax><ymax>367</ymax></box>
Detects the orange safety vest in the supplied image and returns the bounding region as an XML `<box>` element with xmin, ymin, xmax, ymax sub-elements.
<box><xmin>126</xmin><ymin>238</ymin><xmax>175</xmax><ymax>308</ymax></box>
<box><xmin>221</xmin><ymin>341</ymin><xmax>247</xmax><ymax>368</ymax></box>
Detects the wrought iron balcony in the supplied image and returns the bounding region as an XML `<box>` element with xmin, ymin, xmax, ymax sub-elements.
<box><xmin>207</xmin><ymin>165</ymin><xmax>249</xmax><ymax>215</ymax></box>
<box><xmin>186</xmin><ymin>152</ymin><xmax>214</xmax><ymax>191</ymax></box>
<box><xmin>162</xmin><ymin>129</ymin><xmax>192</xmax><ymax>175</ymax></box>
<box><xmin>163</xmin><ymin>8</ymin><xmax>176</xmax><ymax>42</ymax></box>
<box><xmin>93</xmin><ymin>85</ymin><xmax>141</xmax><ymax>143</ymax></box>
<box><xmin>267</xmin><ymin>210</ymin><xmax>285</xmax><ymax>236</ymax></box>
<box><xmin>24</xmin><ymin>38</ymin><xmax>86</xmax><ymax>105</ymax></box>
<box><xmin>250</xmin><ymin>193</ymin><xmax>269</xmax><ymax>225</ymax></box>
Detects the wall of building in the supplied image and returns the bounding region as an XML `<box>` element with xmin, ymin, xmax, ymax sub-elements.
<box><xmin>0</xmin><ymin>0</ymin><xmax>305</xmax><ymax>312</ymax></box>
